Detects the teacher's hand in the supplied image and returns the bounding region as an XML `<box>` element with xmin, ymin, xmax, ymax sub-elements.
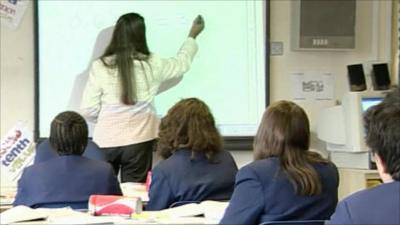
<box><xmin>189</xmin><ymin>15</ymin><xmax>204</xmax><ymax>39</ymax></box>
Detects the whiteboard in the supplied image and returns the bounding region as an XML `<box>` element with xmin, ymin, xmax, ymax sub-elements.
<box><xmin>36</xmin><ymin>0</ymin><xmax>266</xmax><ymax>138</ymax></box>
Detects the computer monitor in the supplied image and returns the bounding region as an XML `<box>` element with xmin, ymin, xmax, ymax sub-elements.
<box><xmin>317</xmin><ymin>91</ymin><xmax>385</xmax><ymax>168</ymax></box>
<box><xmin>361</xmin><ymin>97</ymin><xmax>383</xmax><ymax>112</ymax></box>
<box><xmin>317</xmin><ymin>91</ymin><xmax>385</xmax><ymax>153</ymax></box>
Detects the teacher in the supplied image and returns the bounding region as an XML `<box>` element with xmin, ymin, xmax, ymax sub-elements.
<box><xmin>80</xmin><ymin>13</ymin><xmax>204</xmax><ymax>182</ymax></box>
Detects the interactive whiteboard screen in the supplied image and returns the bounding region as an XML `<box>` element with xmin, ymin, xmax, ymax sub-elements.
<box><xmin>36</xmin><ymin>0</ymin><xmax>266</xmax><ymax>138</ymax></box>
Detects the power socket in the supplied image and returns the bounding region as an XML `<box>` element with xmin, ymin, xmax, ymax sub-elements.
<box><xmin>270</xmin><ymin>41</ymin><xmax>283</xmax><ymax>56</ymax></box>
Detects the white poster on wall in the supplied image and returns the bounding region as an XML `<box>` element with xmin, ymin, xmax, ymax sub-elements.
<box><xmin>0</xmin><ymin>122</ymin><xmax>35</xmax><ymax>186</ymax></box>
<box><xmin>0</xmin><ymin>0</ymin><xmax>29</xmax><ymax>30</ymax></box>
<box><xmin>290</xmin><ymin>72</ymin><xmax>334</xmax><ymax>101</ymax></box>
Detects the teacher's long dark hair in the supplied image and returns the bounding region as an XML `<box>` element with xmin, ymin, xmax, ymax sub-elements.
<box><xmin>254</xmin><ymin>101</ymin><xmax>329</xmax><ymax>196</ymax></box>
<box><xmin>100</xmin><ymin>13</ymin><xmax>150</xmax><ymax>105</ymax></box>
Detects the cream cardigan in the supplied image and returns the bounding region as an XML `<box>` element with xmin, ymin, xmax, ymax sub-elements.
<box><xmin>80</xmin><ymin>38</ymin><xmax>198</xmax><ymax>148</ymax></box>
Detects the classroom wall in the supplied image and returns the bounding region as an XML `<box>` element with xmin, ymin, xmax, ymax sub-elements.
<box><xmin>268</xmin><ymin>0</ymin><xmax>394</xmax><ymax>164</ymax></box>
<box><xmin>1</xmin><ymin>3</ymin><xmax>34</xmax><ymax>139</ymax></box>
<box><xmin>0</xmin><ymin>1</ymin><xmax>395</xmax><ymax>168</ymax></box>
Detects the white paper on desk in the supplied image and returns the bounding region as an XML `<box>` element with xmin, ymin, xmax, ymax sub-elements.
<box><xmin>159</xmin><ymin>203</ymin><xmax>204</xmax><ymax>217</ymax></box>
<box><xmin>159</xmin><ymin>200</ymin><xmax>228</xmax><ymax>219</ymax></box>
<box><xmin>49</xmin><ymin>215</ymin><xmax>117</xmax><ymax>225</ymax></box>
<box><xmin>201</xmin><ymin>201</ymin><xmax>228</xmax><ymax>223</ymax></box>
<box><xmin>290</xmin><ymin>72</ymin><xmax>334</xmax><ymax>101</ymax></box>
<box><xmin>120</xmin><ymin>182</ymin><xmax>149</xmax><ymax>202</ymax></box>
<box><xmin>156</xmin><ymin>216</ymin><xmax>206</xmax><ymax>224</ymax></box>
<box><xmin>0</xmin><ymin>205</ymin><xmax>47</xmax><ymax>224</ymax></box>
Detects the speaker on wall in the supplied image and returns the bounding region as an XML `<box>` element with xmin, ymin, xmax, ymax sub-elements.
<box><xmin>371</xmin><ymin>63</ymin><xmax>391</xmax><ymax>90</ymax></box>
<box><xmin>347</xmin><ymin>64</ymin><xmax>366</xmax><ymax>92</ymax></box>
<box><xmin>291</xmin><ymin>0</ymin><xmax>356</xmax><ymax>50</ymax></box>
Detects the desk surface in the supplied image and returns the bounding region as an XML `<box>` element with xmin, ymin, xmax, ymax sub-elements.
<box><xmin>0</xmin><ymin>186</ymin><xmax>16</xmax><ymax>212</ymax></box>
<box><xmin>0</xmin><ymin>182</ymin><xmax>149</xmax><ymax>207</ymax></box>
<box><xmin>0</xmin><ymin>206</ymin><xmax>217</xmax><ymax>225</ymax></box>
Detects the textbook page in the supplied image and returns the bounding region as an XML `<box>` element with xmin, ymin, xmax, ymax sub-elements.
<box><xmin>158</xmin><ymin>200</ymin><xmax>228</xmax><ymax>218</ymax></box>
<box><xmin>48</xmin><ymin>215</ymin><xmax>118</xmax><ymax>225</ymax></box>
<box><xmin>159</xmin><ymin>203</ymin><xmax>204</xmax><ymax>217</ymax></box>
<box><xmin>120</xmin><ymin>182</ymin><xmax>149</xmax><ymax>202</ymax></box>
<box><xmin>0</xmin><ymin>205</ymin><xmax>47</xmax><ymax>224</ymax></box>
<box><xmin>0</xmin><ymin>206</ymin><xmax>105</xmax><ymax>224</ymax></box>
<box><xmin>200</xmin><ymin>200</ymin><xmax>228</xmax><ymax>223</ymax></box>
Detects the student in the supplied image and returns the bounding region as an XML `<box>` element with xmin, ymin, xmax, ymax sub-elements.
<box><xmin>34</xmin><ymin>139</ymin><xmax>105</xmax><ymax>163</ymax></box>
<box><xmin>80</xmin><ymin>13</ymin><xmax>205</xmax><ymax>183</ymax></box>
<box><xmin>146</xmin><ymin>98</ymin><xmax>238</xmax><ymax>210</ymax></box>
<box><xmin>219</xmin><ymin>101</ymin><xmax>339</xmax><ymax>225</ymax></box>
<box><xmin>327</xmin><ymin>87</ymin><xmax>400</xmax><ymax>225</ymax></box>
<box><xmin>13</xmin><ymin>111</ymin><xmax>122</xmax><ymax>209</ymax></box>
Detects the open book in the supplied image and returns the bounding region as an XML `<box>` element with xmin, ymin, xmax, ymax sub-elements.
<box><xmin>120</xmin><ymin>182</ymin><xmax>149</xmax><ymax>202</ymax></box>
<box><xmin>0</xmin><ymin>206</ymin><xmax>117</xmax><ymax>224</ymax></box>
<box><xmin>132</xmin><ymin>200</ymin><xmax>229</xmax><ymax>224</ymax></box>
<box><xmin>0</xmin><ymin>205</ymin><xmax>48</xmax><ymax>224</ymax></box>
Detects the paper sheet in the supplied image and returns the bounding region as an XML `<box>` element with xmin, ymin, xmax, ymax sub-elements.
<box><xmin>290</xmin><ymin>72</ymin><xmax>334</xmax><ymax>101</ymax></box>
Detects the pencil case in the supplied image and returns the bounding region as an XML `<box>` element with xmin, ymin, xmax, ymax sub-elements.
<box><xmin>88</xmin><ymin>195</ymin><xmax>142</xmax><ymax>216</ymax></box>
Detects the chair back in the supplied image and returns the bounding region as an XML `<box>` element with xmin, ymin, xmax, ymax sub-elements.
<box><xmin>259</xmin><ymin>220</ymin><xmax>325</xmax><ymax>225</ymax></box>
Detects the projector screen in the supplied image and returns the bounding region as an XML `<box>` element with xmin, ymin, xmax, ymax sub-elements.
<box><xmin>35</xmin><ymin>1</ymin><xmax>267</xmax><ymax>143</ymax></box>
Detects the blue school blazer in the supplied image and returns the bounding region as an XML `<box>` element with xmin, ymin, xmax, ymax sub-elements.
<box><xmin>219</xmin><ymin>157</ymin><xmax>339</xmax><ymax>225</ymax></box>
<box><xmin>327</xmin><ymin>181</ymin><xmax>400</xmax><ymax>225</ymax></box>
<box><xmin>146</xmin><ymin>149</ymin><xmax>238</xmax><ymax>210</ymax></box>
<box><xmin>13</xmin><ymin>155</ymin><xmax>122</xmax><ymax>208</ymax></box>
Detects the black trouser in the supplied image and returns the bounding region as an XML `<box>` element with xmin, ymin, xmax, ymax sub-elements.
<box><xmin>102</xmin><ymin>140</ymin><xmax>155</xmax><ymax>183</ymax></box>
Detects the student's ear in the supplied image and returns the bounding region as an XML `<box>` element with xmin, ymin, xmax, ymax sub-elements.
<box><xmin>374</xmin><ymin>154</ymin><xmax>392</xmax><ymax>182</ymax></box>
<box><xmin>374</xmin><ymin>153</ymin><xmax>385</xmax><ymax>172</ymax></box>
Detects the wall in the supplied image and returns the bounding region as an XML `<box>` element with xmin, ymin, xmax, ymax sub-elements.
<box><xmin>0</xmin><ymin>1</ymin><xmax>395</xmax><ymax>168</ymax></box>
<box><xmin>269</xmin><ymin>0</ymin><xmax>394</xmax><ymax>162</ymax></box>
<box><xmin>0</xmin><ymin>2</ymin><xmax>34</xmax><ymax>138</ymax></box>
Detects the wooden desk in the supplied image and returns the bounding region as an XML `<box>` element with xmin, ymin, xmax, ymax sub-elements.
<box><xmin>0</xmin><ymin>186</ymin><xmax>16</xmax><ymax>213</ymax></box>
<box><xmin>338</xmin><ymin>168</ymin><xmax>381</xmax><ymax>200</ymax></box>
<box><xmin>0</xmin><ymin>200</ymin><xmax>13</xmax><ymax>213</ymax></box>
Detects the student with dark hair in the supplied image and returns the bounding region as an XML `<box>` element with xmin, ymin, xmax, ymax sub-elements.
<box><xmin>13</xmin><ymin>111</ymin><xmax>122</xmax><ymax>209</ymax></box>
<box><xmin>327</xmin><ymin>87</ymin><xmax>400</xmax><ymax>225</ymax></box>
<box><xmin>81</xmin><ymin>13</ymin><xmax>205</xmax><ymax>183</ymax></box>
<box><xmin>34</xmin><ymin>139</ymin><xmax>105</xmax><ymax>163</ymax></box>
<box><xmin>146</xmin><ymin>98</ymin><xmax>238</xmax><ymax>210</ymax></box>
<box><xmin>219</xmin><ymin>101</ymin><xmax>338</xmax><ymax>225</ymax></box>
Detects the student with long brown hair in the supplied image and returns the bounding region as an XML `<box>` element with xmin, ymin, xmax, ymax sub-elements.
<box><xmin>220</xmin><ymin>101</ymin><xmax>338</xmax><ymax>225</ymax></box>
<box><xmin>146</xmin><ymin>98</ymin><xmax>238</xmax><ymax>210</ymax></box>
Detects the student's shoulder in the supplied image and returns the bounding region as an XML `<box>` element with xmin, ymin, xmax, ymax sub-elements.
<box><xmin>153</xmin><ymin>152</ymin><xmax>184</xmax><ymax>171</ymax></box>
<box><xmin>214</xmin><ymin>150</ymin><xmax>235</xmax><ymax>161</ymax></box>
<box><xmin>342</xmin><ymin>182</ymin><xmax>399</xmax><ymax>206</ymax></box>
<box><xmin>245</xmin><ymin>157</ymin><xmax>279</xmax><ymax>171</ymax></box>
<box><xmin>19</xmin><ymin>163</ymin><xmax>40</xmax><ymax>176</ymax></box>
<box><xmin>83</xmin><ymin>157</ymin><xmax>113</xmax><ymax>169</ymax></box>
<box><xmin>238</xmin><ymin>158</ymin><xmax>279</xmax><ymax>178</ymax></box>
